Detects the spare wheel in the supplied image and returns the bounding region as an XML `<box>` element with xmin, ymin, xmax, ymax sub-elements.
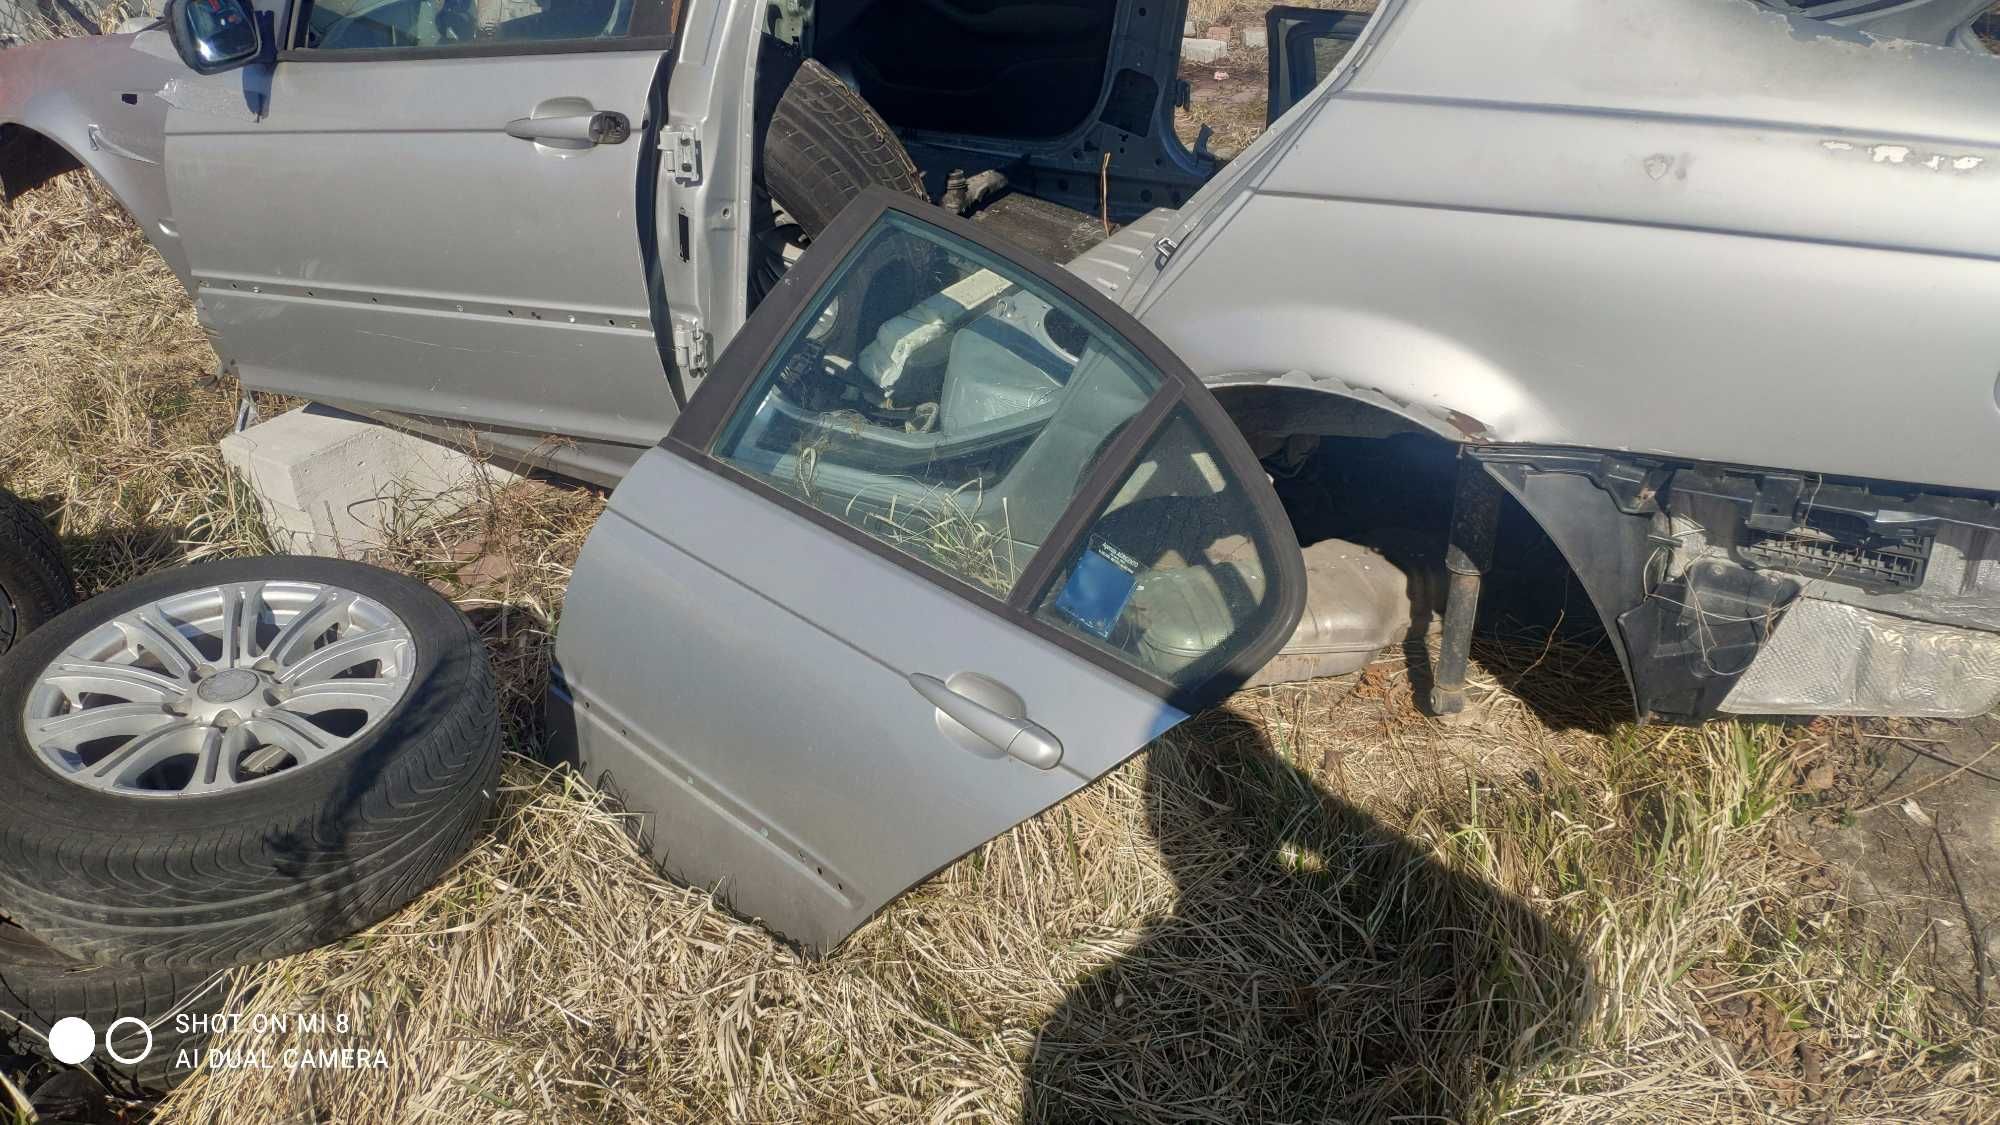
<box><xmin>0</xmin><ymin>556</ymin><xmax>500</xmax><ymax>972</ymax></box>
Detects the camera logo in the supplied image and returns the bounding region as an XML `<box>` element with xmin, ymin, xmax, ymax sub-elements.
<box><xmin>46</xmin><ymin>1016</ymin><xmax>153</xmax><ymax>1066</ymax></box>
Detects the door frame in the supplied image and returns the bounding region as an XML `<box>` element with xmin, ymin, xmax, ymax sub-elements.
<box><xmin>662</xmin><ymin>187</ymin><xmax>1308</xmax><ymax>712</ymax></box>
<box><xmin>1264</xmin><ymin>5</ymin><xmax>1374</xmax><ymax>124</ymax></box>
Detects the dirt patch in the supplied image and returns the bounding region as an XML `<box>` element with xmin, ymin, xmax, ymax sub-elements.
<box><xmin>1798</xmin><ymin>715</ymin><xmax>2000</xmax><ymax>1022</ymax></box>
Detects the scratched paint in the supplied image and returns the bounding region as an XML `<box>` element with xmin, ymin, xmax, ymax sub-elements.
<box><xmin>1821</xmin><ymin>139</ymin><xmax>1984</xmax><ymax>173</ymax></box>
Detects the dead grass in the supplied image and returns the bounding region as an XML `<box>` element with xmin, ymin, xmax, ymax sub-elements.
<box><xmin>2</xmin><ymin>172</ymin><xmax>1997</xmax><ymax>1123</ymax></box>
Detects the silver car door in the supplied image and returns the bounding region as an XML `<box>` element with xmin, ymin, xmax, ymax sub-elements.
<box><xmin>550</xmin><ymin>189</ymin><xmax>1308</xmax><ymax>952</ymax></box>
<box><xmin>162</xmin><ymin>0</ymin><xmax>679</xmax><ymax>460</ymax></box>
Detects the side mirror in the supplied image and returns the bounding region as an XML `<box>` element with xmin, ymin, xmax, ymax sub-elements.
<box><xmin>165</xmin><ymin>0</ymin><xmax>265</xmax><ymax>76</ymax></box>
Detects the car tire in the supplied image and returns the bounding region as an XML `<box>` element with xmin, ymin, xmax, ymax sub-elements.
<box><xmin>0</xmin><ymin>921</ymin><xmax>225</xmax><ymax>1091</ymax></box>
<box><xmin>0</xmin><ymin>487</ymin><xmax>76</xmax><ymax>658</ymax></box>
<box><xmin>754</xmin><ymin>56</ymin><xmax>930</xmax><ymax>302</ymax></box>
<box><xmin>0</xmin><ymin>556</ymin><xmax>500</xmax><ymax>972</ymax></box>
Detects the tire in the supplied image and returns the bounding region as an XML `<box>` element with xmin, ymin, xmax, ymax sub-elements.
<box><xmin>753</xmin><ymin>56</ymin><xmax>930</xmax><ymax>302</ymax></box>
<box><xmin>0</xmin><ymin>487</ymin><xmax>75</xmax><ymax>658</ymax></box>
<box><xmin>0</xmin><ymin>556</ymin><xmax>500</xmax><ymax>972</ymax></box>
<box><xmin>0</xmin><ymin>921</ymin><xmax>226</xmax><ymax>1091</ymax></box>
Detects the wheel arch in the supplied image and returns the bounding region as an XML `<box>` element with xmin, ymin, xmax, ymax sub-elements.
<box><xmin>1205</xmin><ymin>377</ymin><xmax>1648</xmax><ymax>715</ymax></box>
<box><xmin>0</xmin><ymin>35</ymin><xmax>191</xmax><ymax>282</ymax></box>
<box><xmin>0</xmin><ymin>122</ymin><xmax>82</xmax><ymax>201</ymax></box>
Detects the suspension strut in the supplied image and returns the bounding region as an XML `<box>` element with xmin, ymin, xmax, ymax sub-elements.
<box><xmin>1429</xmin><ymin>451</ymin><xmax>1502</xmax><ymax>716</ymax></box>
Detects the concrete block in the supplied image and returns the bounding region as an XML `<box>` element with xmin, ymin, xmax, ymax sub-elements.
<box><xmin>220</xmin><ymin>403</ymin><xmax>520</xmax><ymax>557</ymax></box>
<box><xmin>1183</xmin><ymin>18</ymin><xmax>1194</xmax><ymax>35</ymax></box>
<box><xmin>1243</xmin><ymin>25</ymin><xmax>1268</xmax><ymax>50</ymax></box>
<box><xmin>1182</xmin><ymin>37</ymin><xmax>1228</xmax><ymax>64</ymax></box>
<box><xmin>1205</xmin><ymin>23</ymin><xmax>1231</xmax><ymax>42</ymax></box>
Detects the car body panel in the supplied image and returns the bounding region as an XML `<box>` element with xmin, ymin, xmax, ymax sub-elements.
<box><xmin>0</xmin><ymin>31</ymin><xmax>188</xmax><ymax>278</ymax></box>
<box><xmin>1121</xmin><ymin>0</ymin><xmax>2000</xmax><ymax>493</ymax></box>
<box><xmin>162</xmin><ymin>46</ymin><xmax>677</xmax><ymax>449</ymax></box>
<box><xmin>553</xmin><ymin>457</ymin><xmax>1192</xmax><ymax>951</ymax></box>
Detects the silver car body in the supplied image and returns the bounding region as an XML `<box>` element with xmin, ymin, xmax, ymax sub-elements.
<box><xmin>7</xmin><ymin>0</ymin><xmax>2000</xmax><ymax>947</ymax></box>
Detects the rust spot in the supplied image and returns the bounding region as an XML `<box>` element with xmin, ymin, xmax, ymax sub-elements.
<box><xmin>1443</xmin><ymin>410</ymin><xmax>1491</xmax><ymax>440</ymax></box>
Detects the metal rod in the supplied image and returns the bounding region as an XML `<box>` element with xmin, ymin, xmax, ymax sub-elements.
<box><xmin>1429</xmin><ymin>452</ymin><xmax>1502</xmax><ymax>716</ymax></box>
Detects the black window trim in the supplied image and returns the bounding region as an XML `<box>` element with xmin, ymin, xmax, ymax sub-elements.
<box><xmin>278</xmin><ymin>0</ymin><xmax>672</xmax><ymax>61</ymax></box>
<box><xmin>662</xmin><ymin>188</ymin><xmax>1307</xmax><ymax>714</ymax></box>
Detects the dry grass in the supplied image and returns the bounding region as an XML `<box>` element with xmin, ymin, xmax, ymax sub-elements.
<box><xmin>2</xmin><ymin>171</ymin><xmax>1998</xmax><ymax>1123</ymax></box>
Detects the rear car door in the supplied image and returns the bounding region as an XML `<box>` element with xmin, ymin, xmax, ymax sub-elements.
<box><xmin>162</xmin><ymin>0</ymin><xmax>679</xmax><ymax>460</ymax></box>
<box><xmin>551</xmin><ymin>189</ymin><xmax>1308</xmax><ymax>951</ymax></box>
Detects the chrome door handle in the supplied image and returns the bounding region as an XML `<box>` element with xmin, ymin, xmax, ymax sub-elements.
<box><xmin>505</xmin><ymin>110</ymin><xmax>631</xmax><ymax>148</ymax></box>
<box><xmin>908</xmin><ymin>673</ymin><xmax>1063</xmax><ymax>770</ymax></box>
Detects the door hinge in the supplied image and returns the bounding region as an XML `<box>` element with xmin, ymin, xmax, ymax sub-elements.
<box><xmin>671</xmin><ymin>314</ymin><xmax>709</xmax><ymax>380</ymax></box>
<box><xmin>662</xmin><ymin>128</ymin><xmax>703</xmax><ymax>187</ymax></box>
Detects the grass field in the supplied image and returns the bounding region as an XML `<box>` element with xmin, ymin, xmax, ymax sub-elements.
<box><xmin>1</xmin><ymin>24</ymin><xmax>1999</xmax><ymax>1121</ymax></box>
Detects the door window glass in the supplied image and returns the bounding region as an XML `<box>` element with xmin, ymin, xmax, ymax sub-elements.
<box><xmin>1266</xmin><ymin>8</ymin><xmax>1373</xmax><ymax>121</ymax></box>
<box><xmin>1034</xmin><ymin>409</ymin><xmax>1283</xmax><ymax>686</ymax></box>
<box><xmin>711</xmin><ymin>213</ymin><xmax>1164</xmax><ymax>598</ymax></box>
<box><xmin>300</xmin><ymin>0</ymin><xmax>649</xmax><ymax>50</ymax></box>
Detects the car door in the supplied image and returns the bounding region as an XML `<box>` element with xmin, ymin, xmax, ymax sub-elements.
<box><xmin>1265</xmin><ymin>5</ymin><xmax>1373</xmax><ymax>124</ymax></box>
<box><xmin>161</xmin><ymin>0</ymin><xmax>679</xmax><ymax>457</ymax></box>
<box><xmin>550</xmin><ymin>189</ymin><xmax>1307</xmax><ymax>952</ymax></box>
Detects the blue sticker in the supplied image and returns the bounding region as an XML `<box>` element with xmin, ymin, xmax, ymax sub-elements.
<box><xmin>1053</xmin><ymin>538</ymin><xmax>1140</xmax><ymax>639</ymax></box>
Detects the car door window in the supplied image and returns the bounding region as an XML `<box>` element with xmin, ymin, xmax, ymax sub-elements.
<box><xmin>694</xmin><ymin>197</ymin><xmax>1301</xmax><ymax>697</ymax></box>
<box><xmin>1265</xmin><ymin>6</ymin><xmax>1374</xmax><ymax>122</ymax></box>
<box><xmin>297</xmin><ymin>0</ymin><xmax>658</xmax><ymax>51</ymax></box>
<box><xmin>1033</xmin><ymin>408</ymin><xmax>1283</xmax><ymax>686</ymax></box>
<box><xmin>711</xmin><ymin>212</ymin><xmax>1163</xmax><ymax>599</ymax></box>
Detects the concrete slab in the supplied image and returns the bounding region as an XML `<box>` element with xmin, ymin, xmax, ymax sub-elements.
<box><xmin>220</xmin><ymin>403</ymin><xmax>519</xmax><ymax>557</ymax></box>
<box><xmin>1244</xmin><ymin>25</ymin><xmax>1268</xmax><ymax>50</ymax></box>
<box><xmin>1182</xmin><ymin>37</ymin><xmax>1229</xmax><ymax>64</ymax></box>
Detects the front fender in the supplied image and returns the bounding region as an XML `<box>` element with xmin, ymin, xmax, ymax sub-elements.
<box><xmin>0</xmin><ymin>30</ymin><xmax>189</xmax><ymax>280</ymax></box>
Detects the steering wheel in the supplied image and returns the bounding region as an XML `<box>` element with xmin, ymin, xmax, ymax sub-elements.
<box><xmin>434</xmin><ymin>0</ymin><xmax>476</xmax><ymax>41</ymax></box>
<box><xmin>318</xmin><ymin>0</ymin><xmax>453</xmax><ymax>48</ymax></box>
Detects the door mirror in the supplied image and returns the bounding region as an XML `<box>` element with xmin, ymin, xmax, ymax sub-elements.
<box><xmin>1264</xmin><ymin>6</ymin><xmax>1373</xmax><ymax>123</ymax></box>
<box><xmin>166</xmin><ymin>0</ymin><xmax>264</xmax><ymax>76</ymax></box>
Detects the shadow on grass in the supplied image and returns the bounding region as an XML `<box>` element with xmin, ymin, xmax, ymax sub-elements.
<box><xmin>1024</xmin><ymin>707</ymin><xmax>1591</xmax><ymax>1123</ymax></box>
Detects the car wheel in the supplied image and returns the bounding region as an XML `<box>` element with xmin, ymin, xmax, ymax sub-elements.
<box><xmin>753</xmin><ymin>56</ymin><xmax>930</xmax><ymax>304</ymax></box>
<box><xmin>0</xmin><ymin>556</ymin><xmax>500</xmax><ymax>972</ymax></box>
<box><xmin>0</xmin><ymin>920</ymin><xmax>225</xmax><ymax>1091</ymax></box>
<box><xmin>0</xmin><ymin>487</ymin><xmax>76</xmax><ymax>658</ymax></box>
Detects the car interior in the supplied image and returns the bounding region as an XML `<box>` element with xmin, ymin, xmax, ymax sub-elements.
<box><xmin>800</xmin><ymin>0</ymin><xmax>1220</xmax><ymax>236</ymax></box>
<box><xmin>809</xmin><ymin>0</ymin><xmax>1118</xmax><ymax>140</ymax></box>
<box><xmin>300</xmin><ymin>0</ymin><xmax>630</xmax><ymax>50</ymax></box>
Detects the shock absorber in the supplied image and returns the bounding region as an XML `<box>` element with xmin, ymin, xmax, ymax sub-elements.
<box><xmin>1429</xmin><ymin>451</ymin><xmax>1502</xmax><ymax>716</ymax></box>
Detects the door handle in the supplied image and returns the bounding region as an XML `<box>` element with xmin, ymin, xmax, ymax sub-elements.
<box><xmin>908</xmin><ymin>673</ymin><xmax>1063</xmax><ymax>770</ymax></box>
<box><xmin>505</xmin><ymin>110</ymin><xmax>631</xmax><ymax>148</ymax></box>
